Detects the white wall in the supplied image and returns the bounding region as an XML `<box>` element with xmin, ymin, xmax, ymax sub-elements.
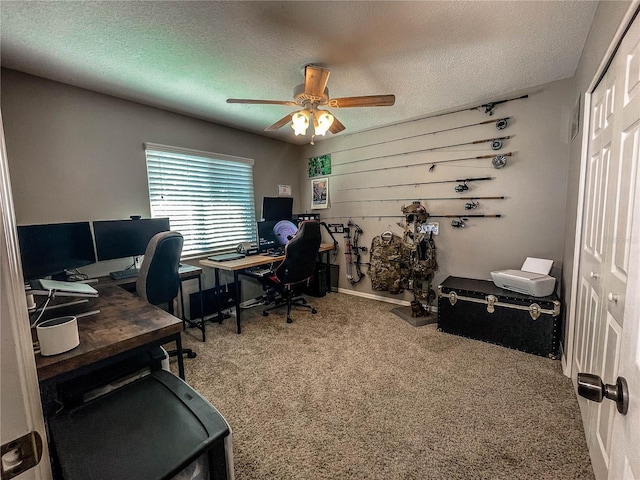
<box><xmin>300</xmin><ymin>79</ymin><xmax>572</xmax><ymax>302</ymax></box>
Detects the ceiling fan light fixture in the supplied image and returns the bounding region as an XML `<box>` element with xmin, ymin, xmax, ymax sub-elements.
<box><xmin>314</xmin><ymin>110</ymin><xmax>334</xmax><ymax>136</ymax></box>
<box><xmin>291</xmin><ymin>110</ymin><xmax>310</xmax><ymax>136</ymax></box>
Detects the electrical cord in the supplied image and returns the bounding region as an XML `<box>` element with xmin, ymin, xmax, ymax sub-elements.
<box><xmin>30</xmin><ymin>289</ymin><xmax>56</xmax><ymax>328</ymax></box>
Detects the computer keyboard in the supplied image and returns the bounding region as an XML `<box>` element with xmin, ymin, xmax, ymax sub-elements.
<box><xmin>254</xmin><ymin>268</ymin><xmax>272</xmax><ymax>276</ymax></box>
<box><xmin>109</xmin><ymin>268</ymin><xmax>139</xmax><ymax>280</ymax></box>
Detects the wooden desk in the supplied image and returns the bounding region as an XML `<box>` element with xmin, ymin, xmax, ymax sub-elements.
<box><xmin>101</xmin><ymin>264</ymin><xmax>206</xmax><ymax>340</ymax></box>
<box><xmin>34</xmin><ymin>283</ymin><xmax>185</xmax><ymax>382</ymax></box>
<box><xmin>200</xmin><ymin>243</ymin><xmax>335</xmax><ymax>334</ymax></box>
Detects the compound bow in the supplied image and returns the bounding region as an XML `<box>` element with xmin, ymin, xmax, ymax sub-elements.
<box><xmin>344</xmin><ymin>220</ymin><xmax>366</xmax><ymax>285</ymax></box>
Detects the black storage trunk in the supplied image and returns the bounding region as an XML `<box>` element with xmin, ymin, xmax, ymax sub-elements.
<box><xmin>437</xmin><ymin>276</ymin><xmax>561</xmax><ymax>358</ymax></box>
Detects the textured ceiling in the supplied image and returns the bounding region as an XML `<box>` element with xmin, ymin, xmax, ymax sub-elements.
<box><xmin>0</xmin><ymin>1</ymin><xmax>598</xmax><ymax>145</ymax></box>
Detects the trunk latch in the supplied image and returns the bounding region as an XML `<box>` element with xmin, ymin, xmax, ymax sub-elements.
<box><xmin>448</xmin><ymin>291</ymin><xmax>458</xmax><ymax>306</ymax></box>
<box><xmin>529</xmin><ymin>303</ymin><xmax>541</xmax><ymax>320</ymax></box>
<box><xmin>486</xmin><ymin>295</ymin><xmax>497</xmax><ymax>313</ymax></box>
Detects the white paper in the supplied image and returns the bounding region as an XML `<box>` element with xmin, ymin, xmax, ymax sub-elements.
<box><xmin>521</xmin><ymin>257</ymin><xmax>553</xmax><ymax>275</ymax></box>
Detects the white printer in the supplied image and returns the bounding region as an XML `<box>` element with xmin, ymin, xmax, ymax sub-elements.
<box><xmin>491</xmin><ymin>257</ymin><xmax>556</xmax><ymax>297</ymax></box>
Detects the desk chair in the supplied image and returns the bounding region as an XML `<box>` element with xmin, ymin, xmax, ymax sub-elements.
<box><xmin>137</xmin><ymin>231</ymin><xmax>196</xmax><ymax>359</ymax></box>
<box><xmin>262</xmin><ymin>220</ymin><xmax>321</xmax><ymax>323</ymax></box>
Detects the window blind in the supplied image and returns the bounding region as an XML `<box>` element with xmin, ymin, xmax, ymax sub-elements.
<box><xmin>144</xmin><ymin>143</ymin><xmax>257</xmax><ymax>258</ymax></box>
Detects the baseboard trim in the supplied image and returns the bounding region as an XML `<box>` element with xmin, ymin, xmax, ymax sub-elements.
<box><xmin>336</xmin><ymin>288</ymin><xmax>411</xmax><ymax>306</ymax></box>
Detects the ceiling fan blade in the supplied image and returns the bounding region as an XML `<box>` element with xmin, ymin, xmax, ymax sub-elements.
<box><xmin>304</xmin><ymin>65</ymin><xmax>330</xmax><ymax>97</ymax></box>
<box><xmin>328</xmin><ymin>114</ymin><xmax>345</xmax><ymax>134</ymax></box>
<box><xmin>227</xmin><ymin>99</ymin><xmax>297</xmax><ymax>106</ymax></box>
<box><xmin>328</xmin><ymin>95</ymin><xmax>396</xmax><ymax>108</ymax></box>
<box><xmin>264</xmin><ymin>112</ymin><xmax>295</xmax><ymax>131</ymax></box>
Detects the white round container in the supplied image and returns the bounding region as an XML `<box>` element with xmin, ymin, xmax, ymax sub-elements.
<box><xmin>36</xmin><ymin>316</ymin><xmax>80</xmax><ymax>356</ymax></box>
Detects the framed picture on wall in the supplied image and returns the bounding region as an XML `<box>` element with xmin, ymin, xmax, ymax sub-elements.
<box><xmin>308</xmin><ymin>154</ymin><xmax>331</xmax><ymax>177</ymax></box>
<box><xmin>311</xmin><ymin>177</ymin><xmax>329</xmax><ymax>209</ymax></box>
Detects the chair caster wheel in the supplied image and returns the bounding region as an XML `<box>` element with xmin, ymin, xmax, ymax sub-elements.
<box><xmin>286</xmin><ymin>317</ymin><xmax>293</xmax><ymax>324</ymax></box>
<box><xmin>311</xmin><ymin>308</ymin><xmax>317</xmax><ymax>314</ymax></box>
<box><xmin>187</xmin><ymin>352</ymin><xmax>197</xmax><ymax>359</ymax></box>
<box><xmin>262</xmin><ymin>310</ymin><xmax>269</xmax><ymax>317</ymax></box>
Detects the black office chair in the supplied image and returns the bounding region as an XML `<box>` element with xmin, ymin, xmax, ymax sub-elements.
<box><xmin>262</xmin><ymin>220</ymin><xmax>322</xmax><ymax>324</ymax></box>
<box><xmin>137</xmin><ymin>231</ymin><xmax>196</xmax><ymax>359</ymax></box>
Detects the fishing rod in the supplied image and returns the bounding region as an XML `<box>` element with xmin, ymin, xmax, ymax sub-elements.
<box><xmin>410</xmin><ymin>94</ymin><xmax>527</xmax><ymax>119</ymax></box>
<box><xmin>328</xmin><ymin>151</ymin><xmax>510</xmax><ymax>178</ymax></box>
<box><xmin>323</xmin><ymin>214</ymin><xmax>503</xmax><ymax>226</ymax></box>
<box><xmin>398</xmin><ymin>214</ymin><xmax>503</xmax><ymax>229</ymax></box>
<box><xmin>445</xmin><ymin>215</ymin><xmax>503</xmax><ymax>228</ymax></box>
<box><xmin>332</xmin><ymin>196</ymin><xmax>505</xmax><ymax>205</ymax></box>
<box><xmin>428</xmin><ymin>152</ymin><xmax>511</xmax><ymax>171</ymax></box>
<box><xmin>429</xmin><ymin>214</ymin><xmax>503</xmax><ymax>218</ymax></box>
<box><xmin>316</xmin><ymin>95</ymin><xmax>528</xmax><ymax>158</ymax></box>
<box><xmin>338</xmin><ymin>176</ymin><xmax>493</xmax><ymax>192</ymax></box>
<box><xmin>325</xmin><ymin>117</ymin><xmax>510</xmax><ymax>157</ymax></box>
<box><xmin>323</xmin><ymin>215</ymin><xmax>405</xmax><ymax>221</ymax></box>
<box><xmin>336</xmin><ymin>136</ymin><xmax>511</xmax><ymax>168</ymax></box>
<box><xmin>431</xmin><ymin>214</ymin><xmax>502</xmax><ymax>229</ymax></box>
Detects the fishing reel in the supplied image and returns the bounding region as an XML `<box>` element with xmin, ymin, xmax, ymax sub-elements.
<box><xmin>492</xmin><ymin>155</ymin><xmax>508</xmax><ymax>169</ymax></box>
<box><xmin>464</xmin><ymin>201</ymin><xmax>479</xmax><ymax>210</ymax></box>
<box><xmin>495</xmin><ymin>118</ymin><xmax>509</xmax><ymax>130</ymax></box>
<box><xmin>451</xmin><ymin>218</ymin><xmax>467</xmax><ymax>228</ymax></box>
<box><xmin>481</xmin><ymin>102</ymin><xmax>496</xmax><ymax>116</ymax></box>
<box><xmin>491</xmin><ymin>139</ymin><xmax>503</xmax><ymax>150</ymax></box>
<box><xmin>454</xmin><ymin>181</ymin><xmax>469</xmax><ymax>193</ymax></box>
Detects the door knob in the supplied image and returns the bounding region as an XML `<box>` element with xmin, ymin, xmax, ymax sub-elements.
<box><xmin>590</xmin><ymin>272</ymin><xmax>599</xmax><ymax>279</ymax></box>
<box><xmin>607</xmin><ymin>292</ymin><xmax>619</xmax><ymax>303</ymax></box>
<box><xmin>577</xmin><ymin>373</ymin><xmax>629</xmax><ymax>415</ymax></box>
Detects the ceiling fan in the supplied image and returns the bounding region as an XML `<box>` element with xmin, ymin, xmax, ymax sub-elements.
<box><xmin>227</xmin><ymin>64</ymin><xmax>395</xmax><ymax>141</ymax></box>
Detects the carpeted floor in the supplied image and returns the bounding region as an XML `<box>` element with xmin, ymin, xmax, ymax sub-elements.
<box><xmin>172</xmin><ymin>292</ymin><xmax>594</xmax><ymax>480</ymax></box>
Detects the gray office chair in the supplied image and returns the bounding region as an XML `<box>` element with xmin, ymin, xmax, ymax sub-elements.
<box><xmin>261</xmin><ymin>220</ymin><xmax>322</xmax><ymax>323</ymax></box>
<box><xmin>137</xmin><ymin>231</ymin><xmax>196</xmax><ymax>359</ymax></box>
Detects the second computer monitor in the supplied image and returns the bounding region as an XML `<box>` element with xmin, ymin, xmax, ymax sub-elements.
<box><xmin>17</xmin><ymin>221</ymin><xmax>96</xmax><ymax>281</ymax></box>
<box><xmin>93</xmin><ymin>218</ymin><xmax>171</xmax><ymax>261</ymax></box>
<box><xmin>262</xmin><ymin>197</ymin><xmax>293</xmax><ymax>222</ymax></box>
<box><xmin>257</xmin><ymin>220</ymin><xmax>298</xmax><ymax>253</ymax></box>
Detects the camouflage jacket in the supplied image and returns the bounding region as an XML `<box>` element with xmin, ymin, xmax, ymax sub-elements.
<box><xmin>369</xmin><ymin>233</ymin><xmax>404</xmax><ymax>294</ymax></box>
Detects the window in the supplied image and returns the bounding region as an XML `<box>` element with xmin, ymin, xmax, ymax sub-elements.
<box><xmin>144</xmin><ymin>143</ymin><xmax>257</xmax><ymax>258</ymax></box>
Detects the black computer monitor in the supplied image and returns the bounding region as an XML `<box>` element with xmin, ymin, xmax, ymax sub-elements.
<box><xmin>262</xmin><ymin>197</ymin><xmax>293</xmax><ymax>222</ymax></box>
<box><xmin>257</xmin><ymin>220</ymin><xmax>298</xmax><ymax>253</ymax></box>
<box><xmin>17</xmin><ymin>221</ymin><xmax>96</xmax><ymax>281</ymax></box>
<box><xmin>93</xmin><ymin>218</ymin><xmax>171</xmax><ymax>261</ymax></box>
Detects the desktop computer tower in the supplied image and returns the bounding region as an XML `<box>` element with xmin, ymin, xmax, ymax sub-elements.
<box><xmin>304</xmin><ymin>263</ymin><xmax>329</xmax><ymax>297</ymax></box>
